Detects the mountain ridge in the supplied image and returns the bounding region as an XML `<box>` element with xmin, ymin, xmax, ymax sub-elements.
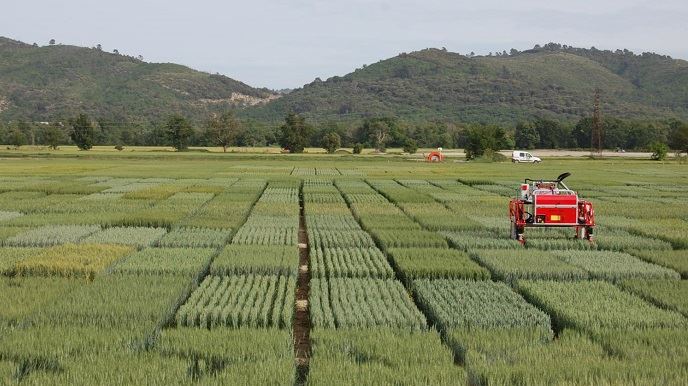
<box><xmin>241</xmin><ymin>44</ymin><xmax>688</xmax><ymax>124</ymax></box>
<box><xmin>0</xmin><ymin>36</ymin><xmax>278</xmax><ymax>122</ymax></box>
<box><xmin>2</xmin><ymin>37</ymin><xmax>688</xmax><ymax>126</ymax></box>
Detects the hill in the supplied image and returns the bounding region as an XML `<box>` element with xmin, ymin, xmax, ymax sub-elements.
<box><xmin>242</xmin><ymin>44</ymin><xmax>688</xmax><ymax>125</ymax></box>
<box><xmin>0</xmin><ymin>37</ymin><xmax>278</xmax><ymax>123</ymax></box>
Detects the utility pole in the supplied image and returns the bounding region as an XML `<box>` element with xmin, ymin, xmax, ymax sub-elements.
<box><xmin>591</xmin><ymin>89</ymin><xmax>603</xmax><ymax>157</ymax></box>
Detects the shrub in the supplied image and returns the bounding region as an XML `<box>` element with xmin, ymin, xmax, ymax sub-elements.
<box><xmin>650</xmin><ymin>142</ymin><xmax>668</xmax><ymax>160</ymax></box>
<box><xmin>176</xmin><ymin>274</ymin><xmax>295</xmax><ymax>329</ymax></box>
<box><xmin>388</xmin><ymin>248</ymin><xmax>489</xmax><ymax>280</ymax></box>
<box><xmin>352</xmin><ymin>143</ymin><xmax>363</xmax><ymax>154</ymax></box>
<box><xmin>310</xmin><ymin>278</ymin><xmax>426</xmax><ymax>330</ymax></box>
<box><xmin>414</xmin><ymin>279</ymin><xmax>551</xmax><ymax>332</ymax></box>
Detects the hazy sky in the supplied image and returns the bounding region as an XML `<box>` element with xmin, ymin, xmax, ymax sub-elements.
<box><xmin>3</xmin><ymin>0</ymin><xmax>687</xmax><ymax>89</ymax></box>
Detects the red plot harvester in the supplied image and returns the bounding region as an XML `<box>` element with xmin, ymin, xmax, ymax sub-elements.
<box><xmin>508</xmin><ymin>172</ymin><xmax>595</xmax><ymax>244</ymax></box>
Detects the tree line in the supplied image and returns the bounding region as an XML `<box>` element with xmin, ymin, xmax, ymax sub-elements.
<box><xmin>1</xmin><ymin>112</ymin><xmax>687</xmax><ymax>156</ymax></box>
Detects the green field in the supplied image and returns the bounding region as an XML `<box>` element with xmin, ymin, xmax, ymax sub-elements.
<box><xmin>0</xmin><ymin>151</ymin><xmax>686</xmax><ymax>384</ymax></box>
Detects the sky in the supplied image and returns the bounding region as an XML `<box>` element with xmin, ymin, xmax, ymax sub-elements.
<box><xmin>2</xmin><ymin>0</ymin><xmax>687</xmax><ymax>89</ymax></box>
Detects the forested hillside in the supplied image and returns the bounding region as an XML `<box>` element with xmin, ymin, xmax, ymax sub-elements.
<box><xmin>0</xmin><ymin>37</ymin><xmax>277</xmax><ymax>123</ymax></box>
<box><xmin>242</xmin><ymin>44</ymin><xmax>688</xmax><ymax>125</ymax></box>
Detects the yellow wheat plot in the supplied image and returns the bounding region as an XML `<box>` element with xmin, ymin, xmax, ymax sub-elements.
<box><xmin>14</xmin><ymin>243</ymin><xmax>134</xmax><ymax>279</ymax></box>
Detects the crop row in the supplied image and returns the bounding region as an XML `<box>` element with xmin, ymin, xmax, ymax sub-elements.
<box><xmin>111</xmin><ymin>247</ymin><xmax>215</xmax><ymax>277</ymax></box>
<box><xmin>158</xmin><ymin>227</ymin><xmax>232</xmax><ymax>248</ymax></box>
<box><xmin>388</xmin><ymin>248</ymin><xmax>489</xmax><ymax>281</ymax></box>
<box><xmin>232</xmin><ymin>227</ymin><xmax>298</xmax><ymax>246</ymax></box>
<box><xmin>6</xmin><ymin>225</ymin><xmax>101</xmax><ymax>247</ymax></box>
<box><xmin>550</xmin><ymin>250</ymin><xmax>680</xmax><ymax>281</ymax></box>
<box><xmin>0</xmin><ymin>247</ymin><xmax>42</xmax><ymax>275</ymax></box>
<box><xmin>518</xmin><ymin>280</ymin><xmax>685</xmax><ymax>331</ymax></box>
<box><xmin>1</xmin><ymin>277</ymin><xmax>81</xmax><ymax>326</ymax></box>
<box><xmin>305</xmin><ymin>214</ymin><xmax>360</xmax><ymax>231</ymax></box>
<box><xmin>157</xmin><ymin>328</ymin><xmax>295</xmax><ymax>384</ymax></box>
<box><xmin>310</xmin><ymin>277</ymin><xmax>426</xmax><ymax>330</ymax></box>
<box><xmin>210</xmin><ymin>245</ymin><xmax>299</xmax><ymax>276</ymax></box>
<box><xmin>308</xmin><ymin>328</ymin><xmax>465</xmax><ymax>385</ymax></box>
<box><xmin>629</xmin><ymin>249</ymin><xmax>688</xmax><ymax>278</ymax></box>
<box><xmin>13</xmin><ymin>244</ymin><xmax>135</xmax><ymax>279</ymax></box>
<box><xmin>32</xmin><ymin>274</ymin><xmax>192</xmax><ymax>329</ymax></box>
<box><xmin>414</xmin><ymin>279</ymin><xmax>551</xmax><ymax>331</ymax></box>
<box><xmin>310</xmin><ymin>247</ymin><xmax>394</xmax><ymax>279</ymax></box>
<box><xmin>308</xmin><ymin>229</ymin><xmax>376</xmax><ymax>249</ymax></box>
<box><xmin>618</xmin><ymin>279</ymin><xmax>688</xmax><ymax>317</ymax></box>
<box><xmin>176</xmin><ymin>274</ymin><xmax>295</xmax><ymax>328</ymax></box>
<box><xmin>449</xmin><ymin>327</ymin><xmax>688</xmax><ymax>385</ymax></box>
<box><xmin>471</xmin><ymin>249</ymin><xmax>588</xmax><ymax>283</ymax></box>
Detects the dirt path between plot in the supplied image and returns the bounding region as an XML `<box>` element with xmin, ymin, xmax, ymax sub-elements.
<box><xmin>294</xmin><ymin>191</ymin><xmax>311</xmax><ymax>384</ymax></box>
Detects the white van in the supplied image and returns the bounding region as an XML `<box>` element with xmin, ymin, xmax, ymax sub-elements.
<box><xmin>512</xmin><ymin>150</ymin><xmax>541</xmax><ymax>163</ymax></box>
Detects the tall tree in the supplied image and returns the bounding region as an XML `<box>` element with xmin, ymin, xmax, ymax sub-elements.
<box><xmin>356</xmin><ymin>118</ymin><xmax>400</xmax><ymax>152</ymax></box>
<box><xmin>514</xmin><ymin>122</ymin><xmax>540</xmax><ymax>149</ymax></box>
<box><xmin>70</xmin><ymin>113</ymin><xmax>95</xmax><ymax>150</ymax></box>
<box><xmin>534</xmin><ymin>118</ymin><xmax>570</xmax><ymax>148</ymax></box>
<box><xmin>321</xmin><ymin>132</ymin><xmax>341</xmax><ymax>154</ymax></box>
<box><xmin>207</xmin><ymin>112</ymin><xmax>241</xmax><ymax>152</ymax></box>
<box><xmin>43</xmin><ymin>125</ymin><xmax>65</xmax><ymax>150</ymax></box>
<box><xmin>8</xmin><ymin>127</ymin><xmax>26</xmax><ymax>149</ymax></box>
<box><xmin>165</xmin><ymin>114</ymin><xmax>194</xmax><ymax>151</ymax></box>
<box><xmin>278</xmin><ymin>113</ymin><xmax>314</xmax><ymax>153</ymax></box>
<box><xmin>464</xmin><ymin>124</ymin><xmax>511</xmax><ymax>160</ymax></box>
<box><xmin>669</xmin><ymin>120</ymin><xmax>688</xmax><ymax>153</ymax></box>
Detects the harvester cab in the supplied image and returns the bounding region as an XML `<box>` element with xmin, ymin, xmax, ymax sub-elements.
<box><xmin>509</xmin><ymin>172</ymin><xmax>595</xmax><ymax>244</ymax></box>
